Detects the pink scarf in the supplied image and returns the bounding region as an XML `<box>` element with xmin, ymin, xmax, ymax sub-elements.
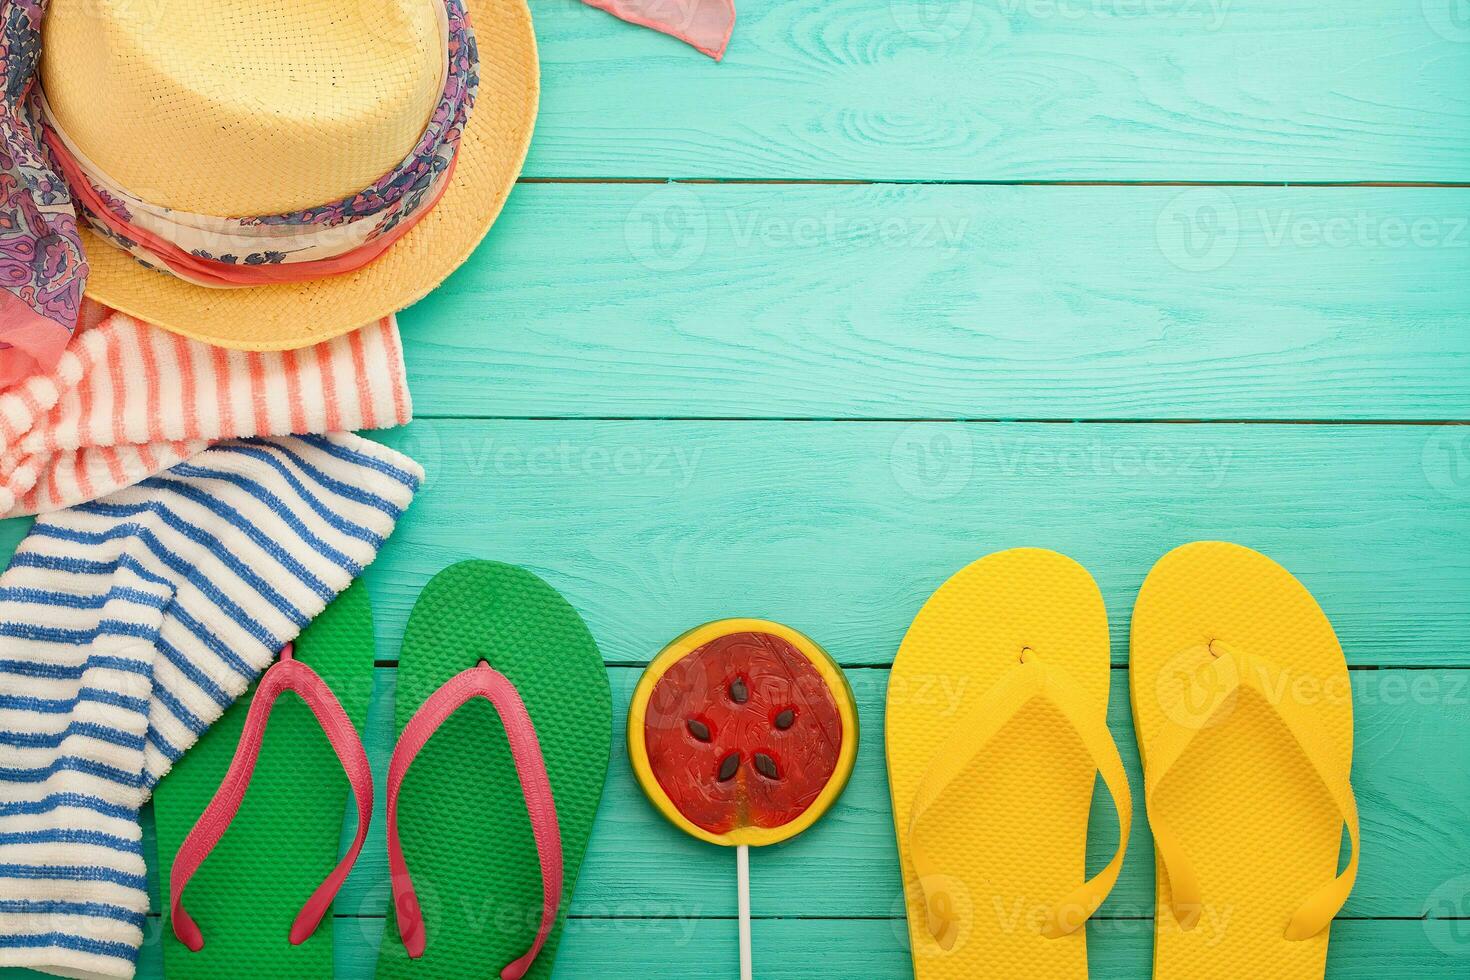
<box><xmin>582</xmin><ymin>0</ymin><xmax>736</xmax><ymax>60</ymax></box>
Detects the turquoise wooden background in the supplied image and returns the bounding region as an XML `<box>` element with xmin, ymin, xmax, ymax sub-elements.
<box><xmin>5</xmin><ymin>0</ymin><xmax>1470</xmax><ymax>976</ymax></box>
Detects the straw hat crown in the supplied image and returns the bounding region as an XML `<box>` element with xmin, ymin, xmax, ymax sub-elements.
<box><xmin>41</xmin><ymin>0</ymin><xmax>447</xmax><ymax>216</ymax></box>
<box><xmin>29</xmin><ymin>0</ymin><xmax>538</xmax><ymax>352</ymax></box>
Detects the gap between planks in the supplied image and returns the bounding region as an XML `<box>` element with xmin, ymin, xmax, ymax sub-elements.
<box><xmin>518</xmin><ymin>178</ymin><xmax>1470</xmax><ymax>188</ymax></box>
<box><xmin>415</xmin><ymin>416</ymin><xmax>1470</xmax><ymax>425</ymax></box>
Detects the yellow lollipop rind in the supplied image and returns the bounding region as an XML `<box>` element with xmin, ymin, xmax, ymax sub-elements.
<box><xmin>627</xmin><ymin>618</ymin><xmax>859</xmax><ymax>847</ymax></box>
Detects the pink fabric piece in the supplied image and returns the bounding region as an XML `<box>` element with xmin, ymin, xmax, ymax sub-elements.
<box><xmin>581</xmin><ymin>0</ymin><xmax>735</xmax><ymax>60</ymax></box>
<box><xmin>0</xmin><ymin>290</ymin><xmax>72</xmax><ymax>389</ymax></box>
<box><xmin>0</xmin><ymin>310</ymin><xmax>411</xmax><ymax>517</ymax></box>
<box><xmin>170</xmin><ymin>642</ymin><xmax>375</xmax><ymax>953</ymax></box>
<box><xmin>386</xmin><ymin>663</ymin><xmax>563</xmax><ymax>980</ymax></box>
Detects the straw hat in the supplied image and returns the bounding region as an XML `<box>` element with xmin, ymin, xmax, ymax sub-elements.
<box><xmin>39</xmin><ymin>0</ymin><xmax>538</xmax><ymax>350</ymax></box>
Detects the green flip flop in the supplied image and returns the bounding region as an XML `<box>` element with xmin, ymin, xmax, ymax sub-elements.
<box><xmin>154</xmin><ymin>580</ymin><xmax>376</xmax><ymax>979</ymax></box>
<box><xmin>375</xmin><ymin>560</ymin><xmax>612</xmax><ymax>980</ymax></box>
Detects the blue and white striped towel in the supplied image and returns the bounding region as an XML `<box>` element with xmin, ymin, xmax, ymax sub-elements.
<box><xmin>0</xmin><ymin>432</ymin><xmax>421</xmax><ymax>979</ymax></box>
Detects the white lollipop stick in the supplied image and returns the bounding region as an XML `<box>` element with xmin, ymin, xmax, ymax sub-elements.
<box><xmin>737</xmin><ymin>843</ymin><xmax>753</xmax><ymax>980</ymax></box>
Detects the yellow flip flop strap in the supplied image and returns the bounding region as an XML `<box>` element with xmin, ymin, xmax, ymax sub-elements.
<box><xmin>1145</xmin><ymin>641</ymin><xmax>1360</xmax><ymax>941</ymax></box>
<box><xmin>907</xmin><ymin>656</ymin><xmax>1133</xmax><ymax>948</ymax></box>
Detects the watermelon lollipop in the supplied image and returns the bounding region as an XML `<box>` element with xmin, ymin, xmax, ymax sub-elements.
<box><xmin>628</xmin><ymin>619</ymin><xmax>858</xmax><ymax>978</ymax></box>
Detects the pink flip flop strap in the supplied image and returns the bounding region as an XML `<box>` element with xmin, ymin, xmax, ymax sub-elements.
<box><xmin>168</xmin><ymin>643</ymin><xmax>375</xmax><ymax>951</ymax></box>
<box><xmin>386</xmin><ymin>663</ymin><xmax>563</xmax><ymax>980</ymax></box>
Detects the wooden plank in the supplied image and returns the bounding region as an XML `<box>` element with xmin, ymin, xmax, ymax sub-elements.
<box><xmin>1</xmin><ymin>422</ymin><xmax>1464</xmax><ymax>667</ymax></box>
<box><xmin>116</xmin><ymin>665</ymin><xmax>1467</xmax><ymax>922</ymax></box>
<box><xmin>400</xmin><ymin>184</ymin><xmax>1470</xmax><ymax>420</ymax></box>
<box><xmin>332</xmin><ymin>666</ymin><xmax>1469</xmax><ymax>921</ymax></box>
<box><xmin>4</xmin><ymin>898</ymin><xmax>1462</xmax><ymax>979</ymax></box>
<box><xmin>0</xmin><ymin>519</ymin><xmax>27</xmax><ymax>564</ymax></box>
<box><xmin>11</xmin><ymin>662</ymin><xmax>1457</xmax><ymax>979</ymax></box>
<box><xmin>353</xmin><ymin>917</ymin><xmax>1470</xmax><ymax>978</ymax></box>
<box><xmin>339</xmin><ymin>420</ymin><xmax>1467</xmax><ymax>668</ymax></box>
<box><xmin>525</xmin><ymin>0</ymin><xmax>1470</xmax><ymax>181</ymax></box>
<box><xmin>2</xmin><ymin>418</ymin><xmax>1463</xmax><ymax>972</ymax></box>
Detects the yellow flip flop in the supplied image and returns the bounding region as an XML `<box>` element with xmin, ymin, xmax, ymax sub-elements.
<box><xmin>1131</xmin><ymin>542</ymin><xmax>1359</xmax><ymax>979</ymax></box>
<box><xmin>887</xmin><ymin>549</ymin><xmax>1132</xmax><ymax>978</ymax></box>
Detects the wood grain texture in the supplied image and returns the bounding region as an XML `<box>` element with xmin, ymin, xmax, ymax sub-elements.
<box><xmin>330</xmin><ymin>666</ymin><xmax>1467</xmax><ymax>921</ymax></box>
<box><xmin>63</xmin><ymin>662</ymin><xmax>1470</xmax><ymax>918</ymax></box>
<box><xmin>525</xmin><ymin>0</ymin><xmax>1470</xmax><ymax>181</ymax></box>
<box><xmin>304</xmin><ymin>420</ymin><xmax>1470</xmax><ymax>669</ymax></box>
<box><xmin>399</xmin><ymin>184</ymin><xmax>1470</xmax><ymax>420</ymax></box>
<box><xmin>18</xmin><ymin>421</ymin><xmax>1447</xmax><ymax>667</ymax></box>
<box><xmin>3</xmin><ymin>916</ymin><xmax>1460</xmax><ymax>980</ymax></box>
<box><xmin>8</xmin><ymin>665</ymin><xmax>1457</xmax><ymax>980</ymax></box>
<box><xmin>1</xmin><ymin>410</ymin><xmax>1463</xmax><ymax>975</ymax></box>
<box><xmin>6</xmin><ymin>6</ymin><xmax>1469</xmax><ymax>969</ymax></box>
<box><xmin>2</xmin><ymin>418</ymin><xmax>1461</xmax><ymax>975</ymax></box>
<box><xmin>352</xmin><ymin>917</ymin><xmax>1470</xmax><ymax>979</ymax></box>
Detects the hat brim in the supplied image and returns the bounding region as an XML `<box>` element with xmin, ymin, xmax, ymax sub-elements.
<box><xmin>80</xmin><ymin>0</ymin><xmax>538</xmax><ymax>351</ymax></box>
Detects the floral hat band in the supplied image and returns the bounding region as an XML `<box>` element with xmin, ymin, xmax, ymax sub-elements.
<box><xmin>43</xmin><ymin>100</ymin><xmax>461</xmax><ymax>290</ymax></box>
<box><xmin>0</xmin><ymin>0</ymin><xmax>477</xmax><ymax>378</ymax></box>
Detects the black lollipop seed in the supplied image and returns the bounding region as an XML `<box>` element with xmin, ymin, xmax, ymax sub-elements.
<box><xmin>753</xmin><ymin>752</ymin><xmax>779</xmax><ymax>780</ymax></box>
<box><xmin>717</xmin><ymin>752</ymin><xmax>740</xmax><ymax>782</ymax></box>
<box><xmin>686</xmin><ymin>719</ymin><xmax>712</xmax><ymax>742</ymax></box>
<box><xmin>774</xmin><ymin>709</ymin><xmax>795</xmax><ymax>730</ymax></box>
<box><xmin>729</xmin><ymin>677</ymin><xmax>749</xmax><ymax>703</ymax></box>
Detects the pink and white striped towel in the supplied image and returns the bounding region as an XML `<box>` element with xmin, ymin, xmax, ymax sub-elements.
<box><xmin>0</xmin><ymin>312</ymin><xmax>411</xmax><ymax>518</ymax></box>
